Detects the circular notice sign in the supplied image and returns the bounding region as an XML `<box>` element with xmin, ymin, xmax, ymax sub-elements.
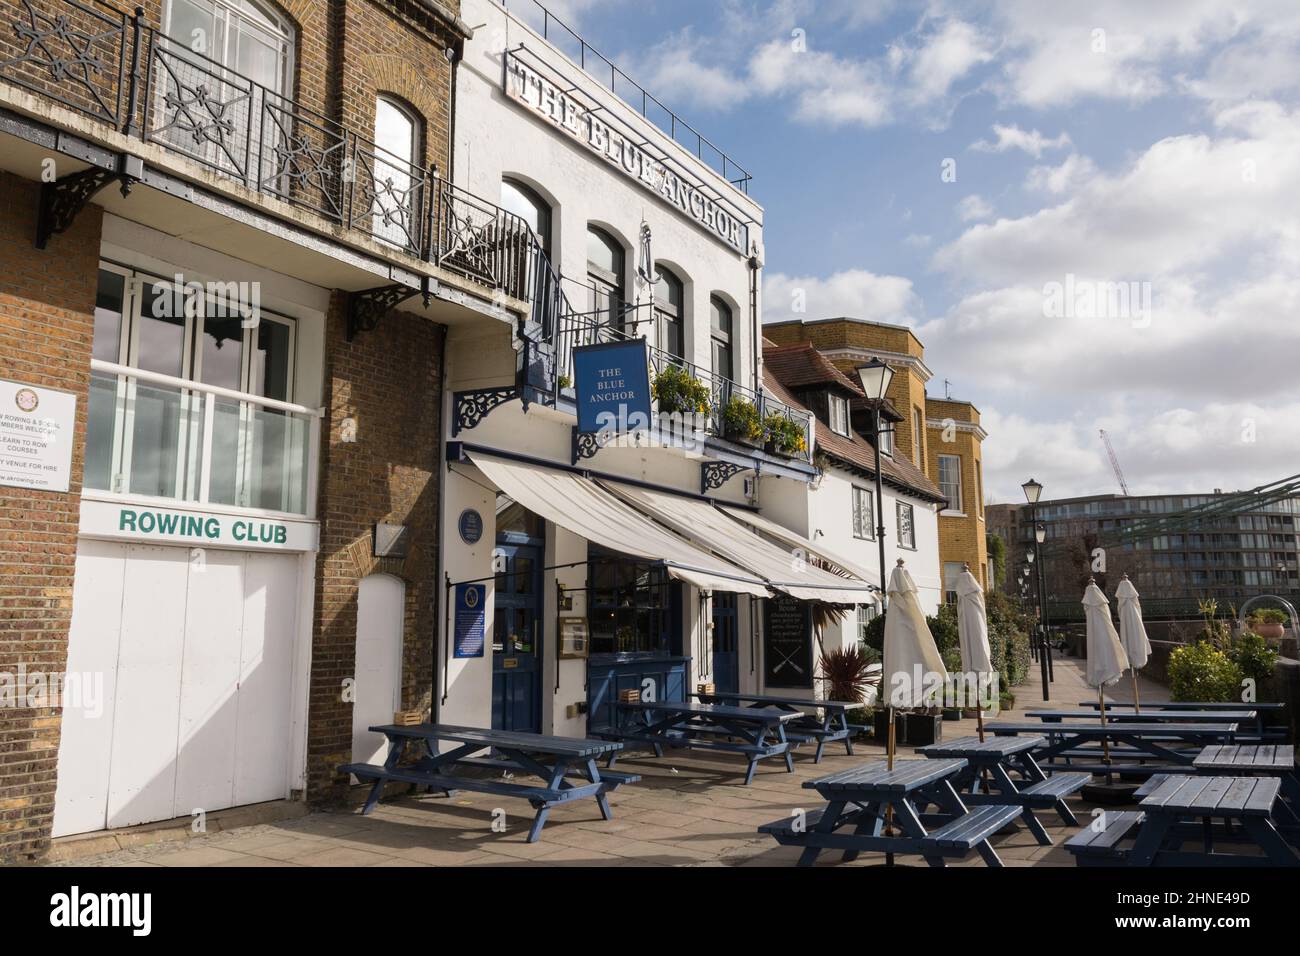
<box><xmin>458</xmin><ymin>509</ymin><xmax>483</xmax><ymax>545</ymax></box>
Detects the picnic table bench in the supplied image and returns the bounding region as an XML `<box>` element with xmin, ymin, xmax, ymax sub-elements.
<box><xmin>1077</xmin><ymin>701</ymin><xmax>1286</xmax><ymax>740</ymax></box>
<box><xmin>341</xmin><ymin>724</ymin><xmax>635</xmax><ymax>842</ymax></box>
<box><xmin>917</xmin><ymin>735</ymin><xmax>1090</xmax><ymax>845</ymax></box>
<box><xmin>758</xmin><ymin>758</ymin><xmax>1022</xmax><ymax>867</ymax></box>
<box><xmin>605</xmin><ymin>700</ymin><xmax>798</xmax><ymax>785</ymax></box>
<box><xmin>1067</xmin><ymin>775</ymin><xmax>1300</xmax><ymax>867</ymax></box>
<box><xmin>1027</xmin><ymin>709</ymin><xmax>1257</xmax><ymax>724</ymax></box>
<box><xmin>987</xmin><ymin>721</ymin><xmax>1240</xmax><ymax>776</ymax></box>
<box><xmin>693</xmin><ymin>691</ymin><xmax>859</xmax><ymax>762</ymax></box>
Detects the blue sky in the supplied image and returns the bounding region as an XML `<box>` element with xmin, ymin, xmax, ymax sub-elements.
<box><xmin>507</xmin><ymin>0</ymin><xmax>1300</xmax><ymax>503</ymax></box>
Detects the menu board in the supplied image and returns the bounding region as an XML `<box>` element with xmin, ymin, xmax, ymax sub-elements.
<box><xmin>763</xmin><ymin>595</ymin><xmax>813</xmax><ymax>689</ymax></box>
<box><xmin>0</xmin><ymin>379</ymin><xmax>76</xmax><ymax>493</ymax></box>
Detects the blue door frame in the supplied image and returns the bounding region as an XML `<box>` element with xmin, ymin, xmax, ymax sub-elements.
<box><xmin>492</xmin><ymin>535</ymin><xmax>543</xmax><ymax>733</ymax></box>
<box><xmin>712</xmin><ymin>592</ymin><xmax>739</xmax><ymax>693</ymax></box>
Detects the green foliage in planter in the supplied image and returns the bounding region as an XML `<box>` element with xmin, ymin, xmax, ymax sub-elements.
<box><xmin>652</xmin><ymin>364</ymin><xmax>710</xmax><ymax>415</ymax></box>
<box><xmin>1251</xmin><ymin>608</ymin><xmax>1288</xmax><ymax>625</ymax></box>
<box><xmin>557</xmin><ymin>374</ymin><xmax>572</xmax><ymax>390</ymax></box>
<box><xmin>1226</xmin><ymin>631</ymin><xmax>1278</xmax><ymax>690</ymax></box>
<box><xmin>721</xmin><ymin>396</ymin><xmax>763</xmax><ymax>442</ymax></box>
<box><xmin>1169</xmin><ymin>640</ymin><xmax>1244</xmax><ymax>703</ymax></box>
<box><xmin>763</xmin><ymin>413</ymin><xmax>807</xmax><ymax>455</ymax></box>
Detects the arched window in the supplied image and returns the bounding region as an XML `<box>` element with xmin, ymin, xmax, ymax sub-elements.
<box><xmin>372</xmin><ymin>95</ymin><xmax>419</xmax><ymax>248</ymax></box>
<box><xmin>164</xmin><ymin>0</ymin><xmax>294</xmax><ymax>95</ymax></box>
<box><xmin>586</xmin><ymin>226</ymin><xmax>625</xmax><ymax>329</ymax></box>
<box><xmin>502</xmin><ymin>179</ymin><xmax>553</xmax><ymax>260</ymax></box>
<box><xmin>653</xmin><ymin>266</ymin><xmax>684</xmax><ymax>359</ymax></box>
<box><xmin>710</xmin><ymin>296</ymin><xmax>733</xmax><ymax>381</ymax></box>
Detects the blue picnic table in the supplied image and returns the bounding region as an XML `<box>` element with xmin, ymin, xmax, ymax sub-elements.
<box><xmin>988</xmin><ymin>721</ymin><xmax>1240</xmax><ymax>775</ymax></box>
<box><xmin>1026</xmin><ymin>708</ymin><xmax>1257</xmax><ymax>724</ymax></box>
<box><xmin>917</xmin><ymin>735</ymin><xmax>1090</xmax><ymax>845</ymax></box>
<box><xmin>1068</xmin><ymin>775</ymin><xmax>1300</xmax><ymax>867</ymax></box>
<box><xmin>1077</xmin><ymin>700</ymin><xmax>1285</xmax><ymax>740</ymax></box>
<box><xmin>341</xmin><ymin>724</ymin><xmax>637</xmax><ymax>842</ymax></box>
<box><xmin>607</xmin><ymin>700</ymin><xmax>799</xmax><ymax>784</ymax></box>
<box><xmin>693</xmin><ymin>690</ymin><xmax>859</xmax><ymax>762</ymax></box>
<box><xmin>758</xmin><ymin>758</ymin><xmax>1023</xmax><ymax>867</ymax></box>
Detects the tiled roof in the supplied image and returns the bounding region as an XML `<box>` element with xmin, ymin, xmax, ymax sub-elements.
<box><xmin>762</xmin><ymin>343</ymin><xmax>863</xmax><ymax>395</ymax></box>
<box><xmin>760</xmin><ymin>346</ymin><xmax>945</xmax><ymax>504</ymax></box>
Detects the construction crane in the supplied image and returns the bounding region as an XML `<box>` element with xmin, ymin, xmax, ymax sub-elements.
<box><xmin>1099</xmin><ymin>429</ymin><xmax>1130</xmax><ymax>496</ymax></box>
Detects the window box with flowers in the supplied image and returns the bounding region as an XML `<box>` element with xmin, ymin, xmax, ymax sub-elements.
<box><xmin>763</xmin><ymin>413</ymin><xmax>808</xmax><ymax>458</ymax></box>
<box><xmin>651</xmin><ymin>364</ymin><xmax>711</xmax><ymax>417</ymax></box>
<box><xmin>721</xmin><ymin>395</ymin><xmax>763</xmax><ymax>445</ymax></box>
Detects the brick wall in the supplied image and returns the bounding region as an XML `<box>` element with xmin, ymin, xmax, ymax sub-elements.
<box><xmin>307</xmin><ymin>297</ymin><xmax>445</xmax><ymax>803</ymax></box>
<box><xmin>0</xmin><ymin>173</ymin><xmax>101</xmax><ymax>863</ymax></box>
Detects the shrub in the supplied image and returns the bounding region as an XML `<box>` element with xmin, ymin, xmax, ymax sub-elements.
<box><xmin>1252</xmin><ymin>608</ymin><xmax>1288</xmax><ymax>625</ymax></box>
<box><xmin>652</xmin><ymin>365</ymin><xmax>710</xmax><ymax>415</ymax></box>
<box><xmin>818</xmin><ymin>645</ymin><xmax>875</xmax><ymax>703</ymax></box>
<box><xmin>721</xmin><ymin>396</ymin><xmax>762</xmax><ymax>442</ymax></box>
<box><xmin>1168</xmin><ymin>641</ymin><xmax>1244</xmax><ymax>703</ymax></box>
<box><xmin>763</xmin><ymin>413</ymin><xmax>807</xmax><ymax>455</ymax></box>
<box><xmin>1226</xmin><ymin>631</ymin><xmax>1278</xmax><ymax>691</ymax></box>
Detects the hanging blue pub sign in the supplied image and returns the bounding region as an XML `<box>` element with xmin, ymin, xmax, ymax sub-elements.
<box><xmin>572</xmin><ymin>339</ymin><xmax>652</xmax><ymax>434</ymax></box>
<box><xmin>453</xmin><ymin>583</ymin><xmax>486</xmax><ymax>658</ymax></box>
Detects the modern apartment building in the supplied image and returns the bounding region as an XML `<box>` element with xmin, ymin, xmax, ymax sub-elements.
<box><xmin>763</xmin><ymin>317</ymin><xmax>990</xmax><ymax>600</ymax></box>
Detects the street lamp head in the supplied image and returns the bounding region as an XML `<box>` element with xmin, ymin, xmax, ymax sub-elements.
<box><xmin>1022</xmin><ymin>477</ymin><xmax>1043</xmax><ymax>504</ymax></box>
<box><xmin>855</xmin><ymin>358</ymin><xmax>895</xmax><ymax>401</ymax></box>
<box><xmin>1026</xmin><ymin>550</ymin><xmax>1035</xmax><ymax>564</ymax></box>
<box><xmin>1035</xmin><ymin>522</ymin><xmax>1047</xmax><ymax>544</ymax></box>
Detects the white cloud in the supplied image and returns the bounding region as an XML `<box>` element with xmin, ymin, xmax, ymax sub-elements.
<box><xmin>971</xmin><ymin>123</ymin><xmax>1072</xmax><ymax>157</ymax></box>
<box><xmin>1025</xmin><ymin>154</ymin><xmax>1098</xmax><ymax>194</ymax></box>
<box><xmin>749</xmin><ymin>39</ymin><xmax>893</xmax><ymax>127</ymax></box>
<box><xmin>763</xmin><ymin>269</ymin><xmax>922</xmax><ymax>325</ymax></box>
<box><xmin>957</xmin><ymin>194</ymin><xmax>994</xmax><ymax>221</ymax></box>
<box><xmin>904</xmin><ymin>19</ymin><xmax>996</xmax><ymax>105</ymax></box>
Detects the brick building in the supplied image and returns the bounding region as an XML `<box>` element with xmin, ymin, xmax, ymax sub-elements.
<box><xmin>0</xmin><ymin>0</ymin><xmax>533</xmax><ymax>863</ymax></box>
<box><xmin>763</xmin><ymin>317</ymin><xmax>990</xmax><ymax>599</ymax></box>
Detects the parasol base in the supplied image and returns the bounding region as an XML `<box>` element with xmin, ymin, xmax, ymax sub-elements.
<box><xmin>1082</xmin><ymin>780</ymin><xmax>1139</xmax><ymax>804</ymax></box>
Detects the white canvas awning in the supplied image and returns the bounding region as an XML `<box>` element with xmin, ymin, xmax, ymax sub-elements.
<box><xmin>719</xmin><ymin>504</ymin><xmax>882</xmax><ymax>596</ymax></box>
<box><xmin>608</xmin><ymin>483</ymin><xmax>877</xmax><ymax>605</ymax></box>
<box><xmin>467</xmin><ymin>452</ymin><xmax>771</xmax><ymax>597</ymax></box>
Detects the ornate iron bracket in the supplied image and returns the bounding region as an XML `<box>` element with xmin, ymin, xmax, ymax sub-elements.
<box><xmin>452</xmin><ymin>386</ymin><xmax>520</xmax><ymax>436</ymax></box>
<box><xmin>701</xmin><ymin>461</ymin><xmax>748</xmax><ymax>495</ymax></box>
<box><xmin>347</xmin><ymin>282</ymin><xmax>427</xmax><ymax>341</ymax></box>
<box><xmin>36</xmin><ymin>158</ymin><xmax>140</xmax><ymax>249</ymax></box>
<box><xmin>571</xmin><ymin>428</ymin><xmax>607</xmax><ymax>465</ymax></box>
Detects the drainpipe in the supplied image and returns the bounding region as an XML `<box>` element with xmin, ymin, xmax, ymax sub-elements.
<box><xmin>748</xmin><ymin>243</ymin><xmax>763</xmax><ymax>394</ymax></box>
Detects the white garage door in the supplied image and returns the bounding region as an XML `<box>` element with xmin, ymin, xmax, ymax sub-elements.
<box><xmin>53</xmin><ymin>540</ymin><xmax>302</xmax><ymax>837</ymax></box>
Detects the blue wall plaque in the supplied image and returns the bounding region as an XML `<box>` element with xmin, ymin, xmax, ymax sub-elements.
<box><xmin>453</xmin><ymin>583</ymin><xmax>486</xmax><ymax>658</ymax></box>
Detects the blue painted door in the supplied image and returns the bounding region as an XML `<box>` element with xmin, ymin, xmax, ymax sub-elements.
<box><xmin>712</xmin><ymin>592</ymin><xmax>739</xmax><ymax>694</ymax></box>
<box><xmin>492</xmin><ymin>542</ymin><xmax>542</xmax><ymax>733</ymax></box>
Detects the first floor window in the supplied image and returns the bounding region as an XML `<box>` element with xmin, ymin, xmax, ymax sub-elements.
<box><xmin>939</xmin><ymin>454</ymin><xmax>963</xmax><ymax>513</ymax></box>
<box><xmin>852</xmin><ymin>487</ymin><xmax>874</xmax><ymax>539</ymax></box>
<box><xmin>857</xmin><ymin>604</ymin><xmax>878</xmax><ymax>643</ymax></box>
<box><xmin>86</xmin><ymin>263</ymin><xmax>307</xmax><ymax>514</ymax></box>
<box><xmin>897</xmin><ymin>500</ymin><xmax>916</xmax><ymax>549</ymax></box>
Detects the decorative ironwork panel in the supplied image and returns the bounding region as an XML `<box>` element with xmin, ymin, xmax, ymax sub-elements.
<box><xmin>0</xmin><ymin>0</ymin><xmax>128</xmax><ymax>125</ymax></box>
<box><xmin>346</xmin><ymin>140</ymin><xmax>427</xmax><ymax>255</ymax></box>
<box><xmin>701</xmin><ymin>461</ymin><xmax>746</xmax><ymax>494</ymax></box>
<box><xmin>453</xmin><ymin>387</ymin><xmax>520</xmax><ymax>436</ymax></box>
<box><xmin>258</xmin><ymin>93</ymin><xmax>347</xmax><ymax>223</ymax></box>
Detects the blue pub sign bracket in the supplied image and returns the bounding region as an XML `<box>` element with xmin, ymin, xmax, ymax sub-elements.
<box><xmin>572</xmin><ymin>339</ymin><xmax>652</xmax><ymax>435</ymax></box>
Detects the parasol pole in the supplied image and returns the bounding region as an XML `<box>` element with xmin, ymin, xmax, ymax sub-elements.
<box><xmin>1097</xmin><ymin>686</ymin><xmax>1113</xmax><ymax>783</ymax></box>
<box><xmin>1131</xmin><ymin>670</ymin><xmax>1141</xmax><ymax>715</ymax></box>
<box><xmin>884</xmin><ymin>703</ymin><xmax>896</xmax><ymax>867</ymax></box>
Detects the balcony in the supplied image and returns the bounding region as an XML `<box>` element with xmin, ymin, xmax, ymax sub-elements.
<box><xmin>0</xmin><ymin>0</ymin><xmax>540</xmax><ymax>313</ymax></box>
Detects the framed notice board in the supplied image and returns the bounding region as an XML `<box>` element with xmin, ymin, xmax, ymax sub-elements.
<box><xmin>763</xmin><ymin>595</ymin><xmax>813</xmax><ymax>689</ymax></box>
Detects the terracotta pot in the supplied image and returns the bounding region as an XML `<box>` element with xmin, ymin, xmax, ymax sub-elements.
<box><xmin>1255</xmin><ymin>622</ymin><xmax>1285</xmax><ymax>641</ymax></box>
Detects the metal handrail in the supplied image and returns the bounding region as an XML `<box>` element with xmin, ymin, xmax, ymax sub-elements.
<box><xmin>91</xmin><ymin>360</ymin><xmax>324</xmax><ymax>417</ymax></box>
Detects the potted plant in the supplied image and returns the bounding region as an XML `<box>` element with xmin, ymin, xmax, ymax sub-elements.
<box><xmin>652</xmin><ymin>364</ymin><xmax>710</xmax><ymax>417</ymax></box>
<box><xmin>721</xmin><ymin>395</ymin><xmax>763</xmax><ymax>445</ymax></box>
<box><xmin>1249</xmin><ymin>608</ymin><xmax>1288</xmax><ymax>643</ymax></box>
<box><xmin>763</xmin><ymin>413</ymin><xmax>807</xmax><ymax>457</ymax></box>
<box><xmin>999</xmin><ymin>691</ymin><xmax>1016</xmax><ymax>712</ymax></box>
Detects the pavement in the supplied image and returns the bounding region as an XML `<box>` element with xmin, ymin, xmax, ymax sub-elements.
<box><xmin>53</xmin><ymin>652</ymin><xmax>1176</xmax><ymax>868</ymax></box>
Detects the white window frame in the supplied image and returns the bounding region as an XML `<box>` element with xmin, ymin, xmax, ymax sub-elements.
<box><xmin>91</xmin><ymin>262</ymin><xmax>313</xmax><ymax>517</ymax></box>
<box><xmin>938</xmin><ymin>453</ymin><xmax>964</xmax><ymax>515</ymax></box>
<box><xmin>912</xmin><ymin>406</ymin><xmax>922</xmax><ymax>465</ymax></box>
<box><xmin>852</xmin><ymin>486</ymin><xmax>874</xmax><ymax>540</ymax></box>
<box><xmin>897</xmin><ymin>500</ymin><xmax>916</xmax><ymax>550</ymax></box>
<box><xmin>829</xmin><ymin>393</ymin><xmax>849</xmax><ymax>436</ymax></box>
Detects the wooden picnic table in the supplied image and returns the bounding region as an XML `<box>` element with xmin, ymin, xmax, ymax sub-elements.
<box><xmin>341</xmin><ymin>724</ymin><xmax>636</xmax><ymax>842</ymax></box>
<box><xmin>1195</xmin><ymin>744</ymin><xmax>1300</xmax><ymax>822</ymax></box>
<box><xmin>1129</xmin><ymin>776</ymin><xmax>1299</xmax><ymax>866</ymax></box>
<box><xmin>1027</xmin><ymin>708</ymin><xmax>1257</xmax><ymax>724</ymax></box>
<box><xmin>758</xmin><ymin>758</ymin><xmax>1023</xmax><ymax>867</ymax></box>
<box><xmin>608</xmin><ymin>700</ymin><xmax>799</xmax><ymax>785</ymax></box>
<box><xmin>987</xmin><ymin>721</ymin><xmax>1240</xmax><ymax>774</ymax></box>
<box><xmin>917</xmin><ymin>735</ymin><xmax>1090</xmax><ymax>845</ymax></box>
<box><xmin>1078</xmin><ymin>701</ymin><xmax>1285</xmax><ymax>738</ymax></box>
<box><xmin>693</xmin><ymin>690</ymin><xmax>859</xmax><ymax>762</ymax></box>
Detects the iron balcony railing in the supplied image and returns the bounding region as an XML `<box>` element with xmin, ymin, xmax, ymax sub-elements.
<box><xmin>0</xmin><ymin>0</ymin><xmax>527</xmax><ymax>296</ymax></box>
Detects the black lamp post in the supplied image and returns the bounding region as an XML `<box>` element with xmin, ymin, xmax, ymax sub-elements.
<box><xmin>856</xmin><ymin>358</ymin><xmax>895</xmax><ymax>610</ymax></box>
<box><xmin>1022</xmin><ymin>478</ymin><xmax>1051</xmax><ymax>700</ymax></box>
<box><xmin>1036</xmin><ymin>520</ymin><xmax>1054</xmax><ymax>681</ymax></box>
